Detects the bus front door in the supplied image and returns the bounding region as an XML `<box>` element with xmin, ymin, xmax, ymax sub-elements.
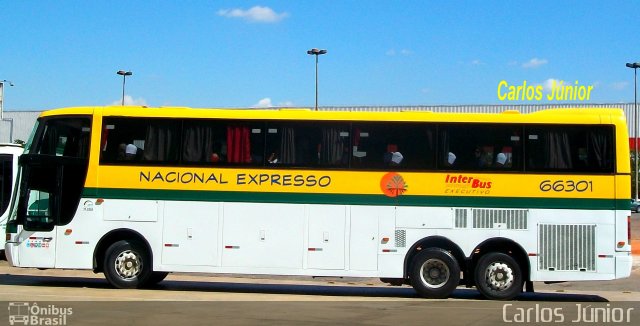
<box><xmin>15</xmin><ymin>159</ymin><xmax>62</xmax><ymax>268</ymax></box>
<box><xmin>16</xmin><ymin>188</ymin><xmax>57</xmax><ymax>268</ymax></box>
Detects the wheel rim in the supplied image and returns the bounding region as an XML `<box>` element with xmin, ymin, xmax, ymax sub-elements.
<box><xmin>419</xmin><ymin>258</ymin><xmax>450</xmax><ymax>289</ymax></box>
<box><xmin>484</xmin><ymin>261</ymin><xmax>514</xmax><ymax>291</ymax></box>
<box><xmin>114</xmin><ymin>250</ymin><xmax>142</xmax><ymax>280</ymax></box>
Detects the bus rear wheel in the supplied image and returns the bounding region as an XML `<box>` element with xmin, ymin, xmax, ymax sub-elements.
<box><xmin>474</xmin><ymin>252</ymin><xmax>523</xmax><ymax>300</ymax></box>
<box><xmin>409</xmin><ymin>248</ymin><xmax>460</xmax><ymax>299</ymax></box>
<box><xmin>103</xmin><ymin>240</ymin><xmax>152</xmax><ymax>289</ymax></box>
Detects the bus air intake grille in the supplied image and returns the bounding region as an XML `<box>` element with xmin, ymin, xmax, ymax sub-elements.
<box><xmin>472</xmin><ymin>209</ymin><xmax>528</xmax><ymax>230</ymax></box>
<box><xmin>395</xmin><ymin>230</ymin><xmax>406</xmax><ymax>247</ymax></box>
<box><xmin>538</xmin><ymin>224</ymin><xmax>596</xmax><ymax>272</ymax></box>
<box><xmin>454</xmin><ymin>209</ymin><xmax>468</xmax><ymax>228</ymax></box>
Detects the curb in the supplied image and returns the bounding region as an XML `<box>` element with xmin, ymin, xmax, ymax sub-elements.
<box><xmin>632</xmin><ymin>239</ymin><xmax>640</xmax><ymax>255</ymax></box>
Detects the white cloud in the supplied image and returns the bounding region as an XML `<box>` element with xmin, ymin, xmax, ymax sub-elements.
<box><xmin>522</xmin><ymin>58</ymin><xmax>548</xmax><ymax>69</ymax></box>
<box><xmin>217</xmin><ymin>6</ymin><xmax>288</xmax><ymax>23</ymax></box>
<box><xmin>470</xmin><ymin>59</ymin><xmax>483</xmax><ymax>66</ymax></box>
<box><xmin>610</xmin><ymin>81</ymin><xmax>629</xmax><ymax>90</ymax></box>
<box><xmin>251</xmin><ymin>98</ymin><xmax>294</xmax><ymax>108</ymax></box>
<box><xmin>252</xmin><ymin>98</ymin><xmax>273</xmax><ymax>108</ymax></box>
<box><xmin>541</xmin><ymin>78</ymin><xmax>559</xmax><ymax>92</ymax></box>
<box><xmin>110</xmin><ymin>95</ymin><xmax>148</xmax><ymax>106</ymax></box>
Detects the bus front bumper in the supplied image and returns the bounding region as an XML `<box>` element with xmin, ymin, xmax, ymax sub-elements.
<box><xmin>4</xmin><ymin>241</ymin><xmax>18</xmax><ymax>266</ymax></box>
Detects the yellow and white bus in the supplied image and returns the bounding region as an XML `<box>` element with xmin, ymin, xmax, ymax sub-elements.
<box><xmin>4</xmin><ymin>106</ymin><xmax>633</xmax><ymax>300</ymax></box>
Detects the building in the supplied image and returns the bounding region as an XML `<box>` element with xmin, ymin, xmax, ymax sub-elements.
<box><xmin>1</xmin><ymin>103</ymin><xmax>637</xmax><ymax>145</ymax></box>
<box><xmin>0</xmin><ymin>111</ymin><xmax>41</xmax><ymax>144</ymax></box>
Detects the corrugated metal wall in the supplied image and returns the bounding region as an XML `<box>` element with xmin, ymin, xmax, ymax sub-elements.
<box><xmin>0</xmin><ymin>103</ymin><xmax>638</xmax><ymax>143</ymax></box>
<box><xmin>0</xmin><ymin>111</ymin><xmax>41</xmax><ymax>144</ymax></box>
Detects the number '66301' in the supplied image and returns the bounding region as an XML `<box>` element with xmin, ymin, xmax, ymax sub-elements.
<box><xmin>539</xmin><ymin>180</ymin><xmax>593</xmax><ymax>192</ymax></box>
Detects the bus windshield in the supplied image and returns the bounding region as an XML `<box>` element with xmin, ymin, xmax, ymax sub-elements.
<box><xmin>16</xmin><ymin>117</ymin><xmax>91</xmax><ymax>231</ymax></box>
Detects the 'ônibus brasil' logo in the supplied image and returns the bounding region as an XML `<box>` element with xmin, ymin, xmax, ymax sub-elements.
<box><xmin>380</xmin><ymin>172</ymin><xmax>408</xmax><ymax>198</ymax></box>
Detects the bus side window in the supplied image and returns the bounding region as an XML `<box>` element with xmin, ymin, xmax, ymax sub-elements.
<box><xmin>525</xmin><ymin>126</ymin><xmax>613</xmax><ymax>173</ymax></box>
<box><xmin>439</xmin><ymin>124</ymin><xmax>521</xmax><ymax>171</ymax></box>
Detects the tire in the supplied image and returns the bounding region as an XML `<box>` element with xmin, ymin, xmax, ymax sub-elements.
<box><xmin>145</xmin><ymin>272</ymin><xmax>169</xmax><ymax>286</ymax></box>
<box><xmin>474</xmin><ymin>252</ymin><xmax>523</xmax><ymax>300</ymax></box>
<box><xmin>103</xmin><ymin>240</ymin><xmax>152</xmax><ymax>289</ymax></box>
<box><xmin>409</xmin><ymin>248</ymin><xmax>460</xmax><ymax>299</ymax></box>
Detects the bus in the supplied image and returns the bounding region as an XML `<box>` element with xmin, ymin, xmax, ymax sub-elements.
<box><xmin>0</xmin><ymin>143</ymin><xmax>23</xmax><ymax>257</ymax></box>
<box><xmin>4</xmin><ymin>106</ymin><xmax>633</xmax><ymax>300</ymax></box>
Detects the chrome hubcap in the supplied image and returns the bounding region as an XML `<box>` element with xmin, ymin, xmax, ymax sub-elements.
<box><xmin>115</xmin><ymin>250</ymin><xmax>142</xmax><ymax>279</ymax></box>
<box><xmin>485</xmin><ymin>262</ymin><xmax>514</xmax><ymax>291</ymax></box>
<box><xmin>419</xmin><ymin>258</ymin><xmax>450</xmax><ymax>289</ymax></box>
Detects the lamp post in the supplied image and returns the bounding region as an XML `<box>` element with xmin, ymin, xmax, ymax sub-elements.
<box><xmin>307</xmin><ymin>48</ymin><xmax>327</xmax><ymax>111</ymax></box>
<box><xmin>627</xmin><ymin>62</ymin><xmax>640</xmax><ymax>201</ymax></box>
<box><xmin>0</xmin><ymin>80</ymin><xmax>14</xmax><ymax>121</ymax></box>
<box><xmin>116</xmin><ymin>70</ymin><xmax>133</xmax><ymax>106</ymax></box>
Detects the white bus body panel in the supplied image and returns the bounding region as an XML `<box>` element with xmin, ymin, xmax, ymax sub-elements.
<box><xmin>7</xmin><ymin>198</ymin><xmax>632</xmax><ymax>282</ymax></box>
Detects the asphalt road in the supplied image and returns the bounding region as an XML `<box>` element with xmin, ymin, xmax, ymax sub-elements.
<box><xmin>0</xmin><ymin>258</ymin><xmax>638</xmax><ymax>325</ymax></box>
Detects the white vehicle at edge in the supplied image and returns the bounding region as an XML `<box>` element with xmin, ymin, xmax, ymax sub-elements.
<box><xmin>0</xmin><ymin>143</ymin><xmax>23</xmax><ymax>257</ymax></box>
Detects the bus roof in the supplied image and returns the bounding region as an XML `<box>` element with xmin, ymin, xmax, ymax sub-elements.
<box><xmin>38</xmin><ymin>106</ymin><xmax>626</xmax><ymax>125</ymax></box>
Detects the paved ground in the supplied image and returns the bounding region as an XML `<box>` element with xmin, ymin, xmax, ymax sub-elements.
<box><xmin>0</xmin><ymin>256</ymin><xmax>639</xmax><ymax>325</ymax></box>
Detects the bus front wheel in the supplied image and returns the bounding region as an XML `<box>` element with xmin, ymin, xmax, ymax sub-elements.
<box><xmin>103</xmin><ymin>240</ymin><xmax>152</xmax><ymax>289</ymax></box>
<box><xmin>474</xmin><ymin>252</ymin><xmax>523</xmax><ymax>300</ymax></box>
<box><xmin>409</xmin><ymin>248</ymin><xmax>460</xmax><ymax>298</ymax></box>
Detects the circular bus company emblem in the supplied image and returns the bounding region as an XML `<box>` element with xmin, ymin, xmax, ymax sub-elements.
<box><xmin>380</xmin><ymin>172</ymin><xmax>408</xmax><ymax>198</ymax></box>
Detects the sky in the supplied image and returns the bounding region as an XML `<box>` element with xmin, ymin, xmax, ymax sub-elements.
<box><xmin>1</xmin><ymin>1</ymin><xmax>639</xmax><ymax>110</ymax></box>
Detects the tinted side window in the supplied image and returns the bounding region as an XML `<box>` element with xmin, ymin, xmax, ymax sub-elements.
<box><xmin>439</xmin><ymin>124</ymin><xmax>522</xmax><ymax>171</ymax></box>
<box><xmin>101</xmin><ymin>118</ymin><xmax>180</xmax><ymax>164</ymax></box>
<box><xmin>351</xmin><ymin>122</ymin><xmax>435</xmax><ymax>170</ymax></box>
<box><xmin>182</xmin><ymin>120</ymin><xmax>265</xmax><ymax>166</ymax></box>
<box><xmin>33</xmin><ymin>118</ymin><xmax>91</xmax><ymax>158</ymax></box>
<box><xmin>525</xmin><ymin>125</ymin><xmax>614</xmax><ymax>173</ymax></box>
<box><xmin>265</xmin><ymin>122</ymin><xmax>350</xmax><ymax>168</ymax></box>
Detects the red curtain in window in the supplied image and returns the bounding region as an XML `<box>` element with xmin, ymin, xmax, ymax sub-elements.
<box><xmin>227</xmin><ymin>126</ymin><xmax>251</xmax><ymax>163</ymax></box>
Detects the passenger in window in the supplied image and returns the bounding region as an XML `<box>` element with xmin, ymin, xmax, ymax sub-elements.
<box><xmin>495</xmin><ymin>153</ymin><xmax>507</xmax><ymax>168</ymax></box>
<box><xmin>383</xmin><ymin>144</ymin><xmax>403</xmax><ymax>167</ymax></box>
<box><xmin>475</xmin><ymin>146</ymin><xmax>493</xmax><ymax>167</ymax></box>
<box><xmin>117</xmin><ymin>143</ymin><xmax>127</xmax><ymax>160</ymax></box>
<box><xmin>267</xmin><ymin>152</ymin><xmax>279</xmax><ymax>164</ymax></box>
<box><xmin>384</xmin><ymin>151</ymin><xmax>403</xmax><ymax>167</ymax></box>
<box><xmin>446</xmin><ymin>152</ymin><xmax>456</xmax><ymax>166</ymax></box>
<box><xmin>474</xmin><ymin>147</ymin><xmax>485</xmax><ymax>167</ymax></box>
<box><xmin>125</xmin><ymin>144</ymin><xmax>138</xmax><ymax>160</ymax></box>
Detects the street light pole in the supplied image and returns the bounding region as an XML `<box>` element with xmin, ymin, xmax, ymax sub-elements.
<box><xmin>627</xmin><ymin>62</ymin><xmax>640</xmax><ymax>201</ymax></box>
<box><xmin>307</xmin><ymin>48</ymin><xmax>327</xmax><ymax>111</ymax></box>
<box><xmin>0</xmin><ymin>80</ymin><xmax>15</xmax><ymax>121</ymax></box>
<box><xmin>116</xmin><ymin>70</ymin><xmax>133</xmax><ymax>106</ymax></box>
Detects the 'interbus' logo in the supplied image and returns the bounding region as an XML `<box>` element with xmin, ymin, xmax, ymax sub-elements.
<box><xmin>444</xmin><ymin>174</ymin><xmax>492</xmax><ymax>195</ymax></box>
